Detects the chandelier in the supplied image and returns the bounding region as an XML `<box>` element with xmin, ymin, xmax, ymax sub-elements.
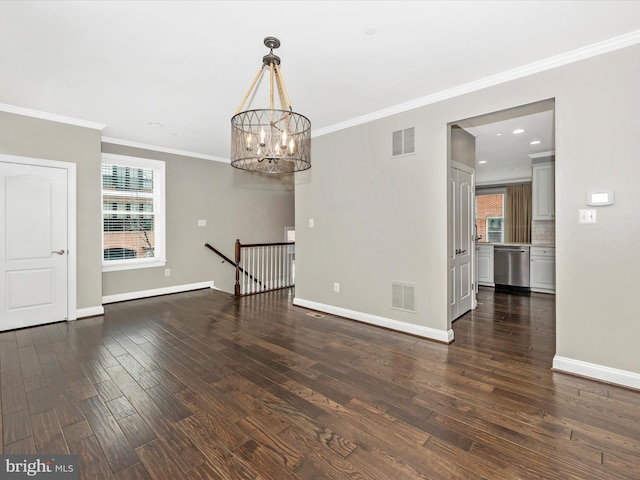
<box><xmin>231</xmin><ymin>37</ymin><xmax>311</xmax><ymax>174</ymax></box>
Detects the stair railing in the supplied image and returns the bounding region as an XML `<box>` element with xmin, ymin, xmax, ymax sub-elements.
<box><xmin>234</xmin><ymin>239</ymin><xmax>295</xmax><ymax>296</ymax></box>
<box><xmin>204</xmin><ymin>243</ymin><xmax>263</xmax><ymax>289</ymax></box>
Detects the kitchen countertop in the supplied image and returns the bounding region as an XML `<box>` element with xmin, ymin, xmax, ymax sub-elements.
<box><xmin>478</xmin><ymin>243</ymin><xmax>555</xmax><ymax>248</ymax></box>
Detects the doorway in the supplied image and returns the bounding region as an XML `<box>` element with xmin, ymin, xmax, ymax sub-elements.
<box><xmin>448</xmin><ymin>99</ymin><xmax>556</xmax><ymax>327</ymax></box>
<box><xmin>0</xmin><ymin>154</ymin><xmax>76</xmax><ymax>330</ymax></box>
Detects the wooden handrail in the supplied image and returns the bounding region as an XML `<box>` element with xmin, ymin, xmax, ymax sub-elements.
<box><xmin>204</xmin><ymin>243</ymin><xmax>262</xmax><ymax>291</ymax></box>
<box><xmin>204</xmin><ymin>243</ymin><xmax>235</xmax><ymax>265</ymax></box>
<box><xmin>240</xmin><ymin>241</ymin><xmax>294</xmax><ymax>248</ymax></box>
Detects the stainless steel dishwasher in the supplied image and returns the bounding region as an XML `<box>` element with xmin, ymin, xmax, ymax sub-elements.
<box><xmin>494</xmin><ymin>245</ymin><xmax>530</xmax><ymax>291</ymax></box>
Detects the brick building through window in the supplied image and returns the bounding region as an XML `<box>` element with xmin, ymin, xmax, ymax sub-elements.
<box><xmin>476</xmin><ymin>192</ymin><xmax>504</xmax><ymax>243</ymax></box>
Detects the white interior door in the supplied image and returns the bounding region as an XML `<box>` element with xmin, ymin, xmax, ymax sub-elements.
<box><xmin>450</xmin><ymin>165</ymin><xmax>474</xmax><ymax>320</ymax></box>
<box><xmin>0</xmin><ymin>162</ymin><xmax>68</xmax><ymax>331</ymax></box>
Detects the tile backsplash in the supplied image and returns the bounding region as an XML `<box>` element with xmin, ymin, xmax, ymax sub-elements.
<box><xmin>532</xmin><ymin>220</ymin><xmax>555</xmax><ymax>245</ymax></box>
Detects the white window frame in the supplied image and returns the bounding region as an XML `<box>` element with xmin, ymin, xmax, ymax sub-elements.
<box><xmin>486</xmin><ymin>216</ymin><xmax>504</xmax><ymax>243</ymax></box>
<box><xmin>101</xmin><ymin>153</ymin><xmax>166</xmax><ymax>272</ymax></box>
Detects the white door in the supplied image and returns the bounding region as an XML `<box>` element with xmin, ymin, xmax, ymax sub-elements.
<box><xmin>450</xmin><ymin>165</ymin><xmax>474</xmax><ymax>320</ymax></box>
<box><xmin>0</xmin><ymin>162</ymin><xmax>68</xmax><ymax>331</ymax></box>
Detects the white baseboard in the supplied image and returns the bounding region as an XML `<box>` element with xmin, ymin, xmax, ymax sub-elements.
<box><xmin>553</xmin><ymin>355</ymin><xmax>640</xmax><ymax>390</ymax></box>
<box><xmin>102</xmin><ymin>281</ymin><xmax>215</xmax><ymax>305</ymax></box>
<box><xmin>293</xmin><ymin>297</ymin><xmax>454</xmax><ymax>343</ymax></box>
<box><xmin>73</xmin><ymin>305</ymin><xmax>105</xmax><ymax>320</ymax></box>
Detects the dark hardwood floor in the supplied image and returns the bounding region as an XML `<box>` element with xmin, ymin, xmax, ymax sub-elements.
<box><xmin>2</xmin><ymin>287</ymin><xmax>640</xmax><ymax>479</ymax></box>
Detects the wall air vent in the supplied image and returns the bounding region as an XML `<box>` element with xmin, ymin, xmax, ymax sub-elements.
<box><xmin>392</xmin><ymin>127</ymin><xmax>415</xmax><ymax>157</ymax></box>
<box><xmin>391</xmin><ymin>281</ymin><xmax>416</xmax><ymax>313</ymax></box>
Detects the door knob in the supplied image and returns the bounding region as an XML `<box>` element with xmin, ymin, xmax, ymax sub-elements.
<box><xmin>52</xmin><ymin>249</ymin><xmax>65</xmax><ymax>255</ymax></box>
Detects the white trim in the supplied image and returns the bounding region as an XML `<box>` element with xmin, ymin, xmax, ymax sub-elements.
<box><xmin>101</xmin><ymin>258</ymin><xmax>167</xmax><ymax>272</ymax></box>
<box><xmin>313</xmin><ymin>30</ymin><xmax>640</xmax><ymax>138</ymax></box>
<box><xmin>0</xmin><ymin>154</ymin><xmax>77</xmax><ymax>322</ymax></box>
<box><xmin>450</xmin><ymin>160</ymin><xmax>475</xmax><ymax>175</ymax></box>
<box><xmin>102</xmin><ymin>281</ymin><xmax>215</xmax><ymax>304</ymax></box>
<box><xmin>75</xmin><ymin>305</ymin><xmax>105</xmax><ymax>319</ymax></box>
<box><xmin>529</xmin><ymin>151</ymin><xmax>556</xmax><ymax>159</ymax></box>
<box><xmin>553</xmin><ymin>355</ymin><xmax>640</xmax><ymax>391</ymax></box>
<box><xmin>0</xmin><ymin>103</ymin><xmax>106</xmax><ymax>130</ymax></box>
<box><xmin>293</xmin><ymin>297</ymin><xmax>454</xmax><ymax>343</ymax></box>
<box><xmin>476</xmin><ymin>178</ymin><xmax>532</xmax><ymax>187</ymax></box>
<box><xmin>102</xmin><ymin>137</ymin><xmax>230</xmax><ymax>164</ymax></box>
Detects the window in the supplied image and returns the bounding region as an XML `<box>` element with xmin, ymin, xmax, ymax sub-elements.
<box><xmin>486</xmin><ymin>217</ymin><xmax>504</xmax><ymax>243</ymax></box>
<box><xmin>102</xmin><ymin>154</ymin><xmax>165</xmax><ymax>271</ymax></box>
<box><xmin>475</xmin><ymin>189</ymin><xmax>505</xmax><ymax>243</ymax></box>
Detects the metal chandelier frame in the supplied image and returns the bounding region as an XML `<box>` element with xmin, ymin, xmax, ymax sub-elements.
<box><xmin>230</xmin><ymin>36</ymin><xmax>311</xmax><ymax>174</ymax></box>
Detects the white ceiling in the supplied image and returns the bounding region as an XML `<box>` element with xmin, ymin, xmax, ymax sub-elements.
<box><xmin>1</xmin><ymin>1</ymin><xmax>640</xmax><ymax>162</ymax></box>
<box><xmin>457</xmin><ymin>101</ymin><xmax>555</xmax><ymax>185</ymax></box>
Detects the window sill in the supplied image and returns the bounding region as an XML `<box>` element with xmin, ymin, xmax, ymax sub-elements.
<box><xmin>102</xmin><ymin>258</ymin><xmax>167</xmax><ymax>273</ymax></box>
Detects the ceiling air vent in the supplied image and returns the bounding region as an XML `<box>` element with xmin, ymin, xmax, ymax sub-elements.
<box><xmin>392</xmin><ymin>127</ymin><xmax>415</xmax><ymax>157</ymax></box>
<box><xmin>391</xmin><ymin>281</ymin><xmax>416</xmax><ymax>313</ymax></box>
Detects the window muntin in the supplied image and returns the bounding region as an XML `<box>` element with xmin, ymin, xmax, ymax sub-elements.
<box><xmin>101</xmin><ymin>154</ymin><xmax>165</xmax><ymax>271</ymax></box>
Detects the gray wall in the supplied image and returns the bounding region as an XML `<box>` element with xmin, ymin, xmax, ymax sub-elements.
<box><xmin>450</xmin><ymin>125</ymin><xmax>476</xmax><ymax>169</ymax></box>
<box><xmin>0</xmin><ymin>112</ymin><xmax>103</xmax><ymax>310</ymax></box>
<box><xmin>101</xmin><ymin>143</ymin><xmax>295</xmax><ymax>295</ymax></box>
<box><xmin>295</xmin><ymin>43</ymin><xmax>640</xmax><ymax>375</ymax></box>
<box><xmin>0</xmin><ymin>111</ymin><xmax>294</xmax><ymax>310</ymax></box>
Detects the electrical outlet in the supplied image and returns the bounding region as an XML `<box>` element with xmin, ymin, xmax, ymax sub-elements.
<box><xmin>165</xmin><ymin>268</ymin><xmax>171</xmax><ymax>276</ymax></box>
<box><xmin>198</xmin><ymin>219</ymin><xmax>207</xmax><ymax>227</ymax></box>
<box><xmin>333</xmin><ymin>282</ymin><xmax>340</xmax><ymax>292</ymax></box>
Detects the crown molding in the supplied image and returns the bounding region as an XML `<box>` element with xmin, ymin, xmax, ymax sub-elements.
<box><xmin>0</xmin><ymin>103</ymin><xmax>106</xmax><ymax>130</ymax></box>
<box><xmin>101</xmin><ymin>136</ymin><xmax>230</xmax><ymax>163</ymax></box>
<box><xmin>313</xmin><ymin>29</ymin><xmax>640</xmax><ymax>138</ymax></box>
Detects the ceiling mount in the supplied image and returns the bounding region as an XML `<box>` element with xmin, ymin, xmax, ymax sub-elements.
<box><xmin>262</xmin><ymin>36</ymin><xmax>281</xmax><ymax>67</ymax></box>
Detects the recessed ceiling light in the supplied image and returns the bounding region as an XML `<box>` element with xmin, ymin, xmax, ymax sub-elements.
<box><xmin>530</xmin><ymin>140</ymin><xmax>541</xmax><ymax>145</ymax></box>
<box><xmin>364</xmin><ymin>26</ymin><xmax>377</xmax><ymax>35</ymax></box>
<box><xmin>512</xmin><ymin>128</ymin><xmax>525</xmax><ymax>134</ymax></box>
<box><xmin>147</xmin><ymin>122</ymin><xmax>163</xmax><ymax>127</ymax></box>
<box><xmin>496</xmin><ymin>133</ymin><xmax>502</xmax><ymax>136</ymax></box>
<box><xmin>478</xmin><ymin>160</ymin><xmax>488</xmax><ymax>164</ymax></box>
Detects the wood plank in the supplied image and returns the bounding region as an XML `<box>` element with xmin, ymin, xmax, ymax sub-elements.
<box><xmin>116</xmin><ymin>413</ymin><xmax>157</xmax><ymax>449</ymax></box>
<box><xmin>26</xmin><ymin>386</ymin><xmax>54</xmax><ymax>415</ymax></box>
<box><xmin>176</xmin><ymin>414</ymin><xmax>261</xmax><ymax>480</ymax></box>
<box><xmin>113</xmin><ymin>462</ymin><xmax>153</xmax><ymax>480</ymax></box>
<box><xmin>62</xmin><ymin>420</ymin><xmax>94</xmax><ymax>446</ymax></box>
<box><xmin>31</xmin><ymin>408</ymin><xmax>69</xmax><ymax>454</ymax></box>
<box><xmin>78</xmin><ymin>395</ymin><xmax>140</xmax><ymax>473</ymax></box>
<box><xmin>3</xmin><ymin>408</ymin><xmax>32</xmax><ymax>445</ymax></box>
<box><xmin>0</xmin><ymin>287</ymin><xmax>638</xmax><ymax>480</ymax></box>
<box><xmin>136</xmin><ymin>439</ymin><xmax>192</xmax><ymax>479</ymax></box>
<box><xmin>69</xmin><ymin>435</ymin><xmax>116</xmax><ymax>480</ymax></box>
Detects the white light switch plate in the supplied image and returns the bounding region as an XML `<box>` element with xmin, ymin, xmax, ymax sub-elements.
<box><xmin>198</xmin><ymin>219</ymin><xmax>207</xmax><ymax>227</ymax></box>
<box><xmin>579</xmin><ymin>209</ymin><xmax>597</xmax><ymax>224</ymax></box>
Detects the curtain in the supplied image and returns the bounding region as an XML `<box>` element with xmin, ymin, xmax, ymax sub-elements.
<box><xmin>505</xmin><ymin>183</ymin><xmax>532</xmax><ymax>243</ymax></box>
